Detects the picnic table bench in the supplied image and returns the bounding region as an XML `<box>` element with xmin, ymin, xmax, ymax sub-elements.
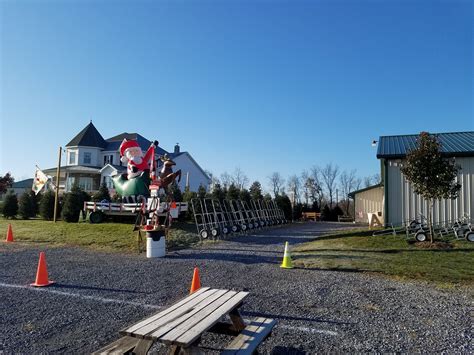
<box><xmin>301</xmin><ymin>212</ymin><xmax>321</xmax><ymax>221</ymax></box>
<box><xmin>93</xmin><ymin>287</ymin><xmax>276</xmax><ymax>355</ymax></box>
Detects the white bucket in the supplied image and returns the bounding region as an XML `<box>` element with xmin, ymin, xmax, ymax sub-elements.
<box><xmin>146</xmin><ymin>231</ymin><xmax>166</xmax><ymax>258</ymax></box>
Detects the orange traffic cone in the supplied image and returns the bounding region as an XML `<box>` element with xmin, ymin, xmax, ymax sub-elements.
<box><xmin>5</xmin><ymin>224</ymin><xmax>14</xmax><ymax>242</ymax></box>
<box><xmin>189</xmin><ymin>267</ymin><xmax>201</xmax><ymax>294</ymax></box>
<box><xmin>30</xmin><ymin>252</ymin><xmax>54</xmax><ymax>287</ymax></box>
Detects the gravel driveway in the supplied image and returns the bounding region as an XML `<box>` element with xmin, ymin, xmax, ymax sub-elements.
<box><xmin>0</xmin><ymin>222</ymin><xmax>472</xmax><ymax>354</ymax></box>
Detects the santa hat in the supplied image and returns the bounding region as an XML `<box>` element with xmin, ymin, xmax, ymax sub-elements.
<box><xmin>119</xmin><ymin>139</ymin><xmax>140</xmax><ymax>156</ymax></box>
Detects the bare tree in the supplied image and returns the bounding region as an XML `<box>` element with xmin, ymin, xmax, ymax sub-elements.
<box><xmin>339</xmin><ymin>169</ymin><xmax>357</xmax><ymax>215</ymax></box>
<box><xmin>286</xmin><ymin>175</ymin><xmax>301</xmax><ymax>204</ymax></box>
<box><xmin>363</xmin><ymin>173</ymin><xmax>381</xmax><ymax>188</ymax></box>
<box><xmin>320</xmin><ymin>163</ymin><xmax>339</xmax><ymax>207</ymax></box>
<box><xmin>301</xmin><ymin>170</ymin><xmax>310</xmax><ymax>205</ymax></box>
<box><xmin>309</xmin><ymin>166</ymin><xmax>324</xmax><ymax>208</ymax></box>
<box><xmin>220</xmin><ymin>172</ymin><xmax>232</xmax><ymax>188</ymax></box>
<box><xmin>302</xmin><ymin>170</ymin><xmax>321</xmax><ymax>206</ymax></box>
<box><xmin>354</xmin><ymin>177</ymin><xmax>362</xmax><ymax>191</ymax></box>
<box><xmin>231</xmin><ymin>167</ymin><xmax>249</xmax><ymax>190</ymax></box>
<box><xmin>267</xmin><ymin>172</ymin><xmax>285</xmax><ymax>197</ymax></box>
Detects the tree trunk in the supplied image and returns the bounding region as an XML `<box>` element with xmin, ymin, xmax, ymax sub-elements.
<box><xmin>428</xmin><ymin>199</ymin><xmax>434</xmax><ymax>243</ymax></box>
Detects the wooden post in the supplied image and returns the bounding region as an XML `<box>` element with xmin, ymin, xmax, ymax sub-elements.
<box><xmin>53</xmin><ymin>146</ymin><xmax>62</xmax><ymax>223</ymax></box>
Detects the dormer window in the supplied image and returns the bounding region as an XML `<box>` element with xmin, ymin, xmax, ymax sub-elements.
<box><xmin>69</xmin><ymin>152</ymin><xmax>76</xmax><ymax>165</ymax></box>
<box><xmin>84</xmin><ymin>152</ymin><xmax>91</xmax><ymax>164</ymax></box>
<box><xmin>103</xmin><ymin>154</ymin><xmax>114</xmax><ymax>166</ymax></box>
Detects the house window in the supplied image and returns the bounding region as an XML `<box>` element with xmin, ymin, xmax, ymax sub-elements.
<box><xmin>84</xmin><ymin>152</ymin><xmax>91</xmax><ymax>164</ymax></box>
<box><xmin>103</xmin><ymin>176</ymin><xmax>113</xmax><ymax>189</ymax></box>
<box><xmin>66</xmin><ymin>177</ymin><xmax>75</xmax><ymax>191</ymax></box>
<box><xmin>69</xmin><ymin>152</ymin><xmax>76</xmax><ymax>165</ymax></box>
<box><xmin>78</xmin><ymin>177</ymin><xmax>93</xmax><ymax>191</ymax></box>
<box><xmin>103</xmin><ymin>155</ymin><xmax>114</xmax><ymax>166</ymax></box>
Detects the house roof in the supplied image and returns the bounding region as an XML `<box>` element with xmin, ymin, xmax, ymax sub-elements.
<box><xmin>66</xmin><ymin>122</ymin><xmax>108</xmax><ymax>148</ymax></box>
<box><xmin>105</xmin><ymin>132</ymin><xmax>168</xmax><ymax>155</ymax></box>
<box><xmin>377</xmin><ymin>131</ymin><xmax>474</xmax><ymax>159</ymax></box>
<box><xmin>43</xmin><ymin>165</ymin><xmax>102</xmax><ymax>174</ymax></box>
<box><xmin>172</xmin><ymin>152</ymin><xmax>211</xmax><ymax>182</ymax></box>
<box><xmin>12</xmin><ymin>178</ymin><xmax>34</xmax><ymax>189</ymax></box>
<box><xmin>99</xmin><ymin>164</ymin><xmax>126</xmax><ymax>174</ymax></box>
<box><xmin>348</xmin><ymin>183</ymin><xmax>383</xmax><ymax>199</ymax></box>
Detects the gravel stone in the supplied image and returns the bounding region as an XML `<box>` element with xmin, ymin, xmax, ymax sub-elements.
<box><xmin>0</xmin><ymin>222</ymin><xmax>471</xmax><ymax>354</ymax></box>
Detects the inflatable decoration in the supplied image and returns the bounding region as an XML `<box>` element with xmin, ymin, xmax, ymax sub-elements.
<box><xmin>112</xmin><ymin>139</ymin><xmax>157</xmax><ymax>199</ymax></box>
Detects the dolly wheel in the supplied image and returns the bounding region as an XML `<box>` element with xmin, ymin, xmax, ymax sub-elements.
<box><xmin>231</xmin><ymin>225</ymin><xmax>238</xmax><ymax>233</ymax></box>
<box><xmin>200</xmin><ymin>229</ymin><xmax>209</xmax><ymax>239</ymax></box>
<box><xmin>211</xmin><ymin>228</ymin><xmax>219</xmax><ymax>237</ymax></box>
<box><xmin>466</xmin><ymin>231</ymin><xmax>474</xmax><ymax>242</ymax></box>
<box><xmin>415</xmin><ymin>231</ymin><xmax>427</xmax><ymax>242</ymax></box>
<box><xmin>241</xmin><ymin>224</ymin><xmax>247</xmax><ymax>231</ymax></box>
<box><xmin>222</xmin><ymin>227</ymin><xmax>229</xmax><ymax>234</ymax></box>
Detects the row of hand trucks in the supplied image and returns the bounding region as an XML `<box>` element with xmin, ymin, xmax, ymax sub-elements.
<box><xmin>406</xmin><ymin>214</ymin><xmax>474</xmax><ymax>242</ymax></box>
<box><xmin>191</xmin><ymin>198</ymin><xmax>288</xmax><ymax>240</ymax></box>
<box><xmin>372</xmin><ymin>213</ymin><xmax>474</xmax><ymax>242</ymax></box>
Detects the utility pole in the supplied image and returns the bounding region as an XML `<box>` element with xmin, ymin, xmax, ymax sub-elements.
<box><xmin>53</xmin><ymin>147</ymin><xmax>62</xmax><ymax>223</ymax></box>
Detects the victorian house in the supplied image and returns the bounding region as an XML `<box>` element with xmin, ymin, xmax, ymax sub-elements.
<box><xmin>43</xmin><ymin>122</ymin><xmax>210</xmax><ymax>194</ymax></box>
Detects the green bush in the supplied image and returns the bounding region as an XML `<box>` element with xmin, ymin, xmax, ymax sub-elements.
<box><xmin>92</xmin><ymin>183</ymin><xmax>111</xmax><ymax>202</ymax></box>
<box><xmin>168</xmin><ymin>182</ymin><xmax>183</xmax><ymax>202</ymax></box>
<box><xmin>30</xmin><ymin>191</ymin><xmax>41</xmax><ymax>217</ymax></box>
<box><xmin>226</xmin><ymin>184</ymin><xmax>240</xmax><ymax>200</ymax></box>
<box><xmin>293</xmin><ymin>202</ymin><xmax>304</xmax><ymax>220</ymax></box>
<box><xmin>321</xmin><ymin>204</ymin><xmax>332</xmax><ymax>221</ymax></box>
<box><xmin>239</xmin><ymin>188</ymin><xmax>251</xmax><ymax>205</ymax></box>
<box><xmin>275</xmin><ymin>194</ymin><xmax>292</xmax><ymax>220</ymax></box>
<box><xmin>183</xmin><ymin>187</ymin><xmax>197</xmax><ymax>221</ymax></box>
<box><xmin>18</xmin><ymin>192</ymin><xmax>34</xmax><ymax>219</ymax></box>
<box><xmin>40</xmin><ymin>190</ymin><xmax>56</xmax><ymax>220</ymax></box>
<box><xmin>62</xmin><ymin>184</ymin><xmax>85</xmax><ymax>222</ymax></box>
<box><xmin>2</xmin><ymin>191</ymin><xmax>18</xmax><ymax>218</ymax></box>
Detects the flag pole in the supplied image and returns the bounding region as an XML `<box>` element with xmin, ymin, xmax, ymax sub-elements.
<box><xmin>53</xmin><ymin>147</ymin><xmax>62</xmax><ymax>223</ymax></box>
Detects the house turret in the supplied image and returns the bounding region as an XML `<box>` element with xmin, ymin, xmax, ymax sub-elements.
<box><xmin>174</xmin><ymin>143</ymin><xmax>180</xmax><ymax>154</ymax></box>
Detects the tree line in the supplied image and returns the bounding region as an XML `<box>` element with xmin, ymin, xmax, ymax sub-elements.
<box><xmin>203</xmin><ymin>165</ymin><xmax>380</xmax><ymax>220</ymax></box>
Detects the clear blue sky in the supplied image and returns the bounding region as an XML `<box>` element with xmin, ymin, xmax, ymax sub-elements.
<box><xmin>1</xmin><ymin>0</ymin><xmax>472</xmax><ymax>192</ymax></box>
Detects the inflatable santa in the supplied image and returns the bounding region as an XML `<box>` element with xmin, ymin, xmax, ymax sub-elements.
<box><xmin>119</xmin><ymin>139</ymin><xmax>158</xmax><ymax>180</ymax></box>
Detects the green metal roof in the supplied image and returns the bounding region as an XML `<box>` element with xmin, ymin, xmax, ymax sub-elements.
<box><xmin>377</xmin><ymin>131</ymin><xmax>474</xmax><ymax>159</ymax></box>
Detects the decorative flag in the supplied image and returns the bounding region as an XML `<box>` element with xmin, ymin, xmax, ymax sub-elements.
<box><xmin>32</xmin><ymin>168</ymin><xmax>49</xmax><ymax>195</ymax></box>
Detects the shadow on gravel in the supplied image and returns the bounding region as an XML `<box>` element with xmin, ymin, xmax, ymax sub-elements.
<box><xmin>228</xmin><ymin>235</ymin><xmax>317</xmax><ymax>245</ymax></box>
<box><xmin>53</xmin><ymin>283</ymin><xmax>146</xmax><ymax>294</ymax></box>
<box><xmin>271</xmin><ymin>346</ymin><xmax>307</xmax><ymax>354</ymax></box>
<box><xmin>168</xmin><ymin>252</ymin><xmax>280</xmax><ymax>265</ymax></box>
<box><xmin>242</xmin><ymin>311</ymin><xmax>354</xmax><ymax>325</ymax></box>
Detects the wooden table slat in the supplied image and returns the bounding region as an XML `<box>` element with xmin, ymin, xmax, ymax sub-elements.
<box><xmin>222</xmin><ymin>317</ymin><xmax>276</xmax><ymax>354</ymax></box>
<box><xmin>147</xmin><ymin>289</ymin><xmax>232</xmax><ymax>341</ymax></box>
<box><xmin>126</xmin><ymin>288</ymin><xmax>222</xmax><ymax>338</ymax></box>
<box><xmin>168</xmin><ymin>291</ymin><xmax>249</xmax><ymax>346</ymax></box>
<box><xmin>121</xmin><ymin>287</ymin><xmax>210</xmax><ymax>335</ymax></box>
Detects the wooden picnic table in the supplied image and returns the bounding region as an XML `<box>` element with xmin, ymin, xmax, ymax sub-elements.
<box><xmin>93</xmin><ymin>287</ymin><xmax>276</xmax><ymax>355</ymax></box>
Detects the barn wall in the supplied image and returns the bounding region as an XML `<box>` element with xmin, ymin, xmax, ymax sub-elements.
<box><xmin>386</xmin><ymin>157</ymin><xmax>474</xmax><ymax>226</ymax></box>
<box><xmin>354</xmin><ymin>187</ymin><xmax>384</xmax><ymax>224</ymax></box>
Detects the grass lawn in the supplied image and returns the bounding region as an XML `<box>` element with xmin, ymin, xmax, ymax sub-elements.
<box><xmin>0</xmin><ymin>218</ymin><xmax>199</xmax><ymax>253</ymax></box>
<box><xmin>293</xmin><ymin>229</ymin><xmax>474</xmax><ymax>286</ymax></box>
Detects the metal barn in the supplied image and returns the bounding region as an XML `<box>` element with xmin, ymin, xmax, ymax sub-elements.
<box><xmin>377</xmin><ymin>131</ymin><xmax>474</xmax><ymax>227</ymax></box>
<box><xmin>349</xmin><ymin>184</ymin><xmax>384</xmax><ymax>224</ymax></box>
